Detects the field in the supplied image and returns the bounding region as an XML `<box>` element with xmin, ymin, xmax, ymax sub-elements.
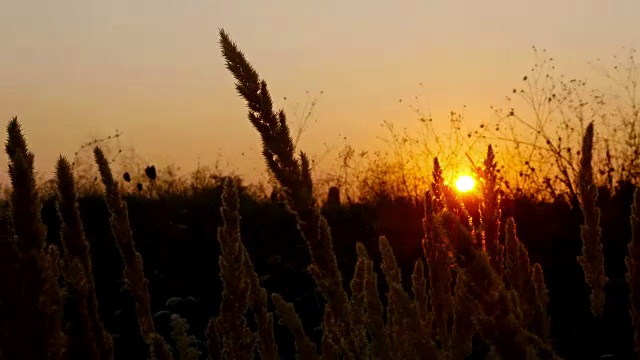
<box><xmin>2</xmin><ymin>30</ymin><xmax>640</xmax><ymax>360</ymax></box>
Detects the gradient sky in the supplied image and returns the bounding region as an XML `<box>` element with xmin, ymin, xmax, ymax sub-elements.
<box><xmin>1</xmin><ymin>0</ymin><xmax>639</xmax><ymax>184</ymax></box>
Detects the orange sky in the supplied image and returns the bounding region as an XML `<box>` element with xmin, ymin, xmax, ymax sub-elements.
<box><xmin>1</xmin><ymin>0</ymin><xmax>639</xmax><ymax>185</ymax></box>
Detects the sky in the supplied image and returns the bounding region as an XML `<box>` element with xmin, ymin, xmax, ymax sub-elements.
<box><xmin>1</xmin><ymin>0</ymin><xmax>639</xmax><ymax>185</ymax></box>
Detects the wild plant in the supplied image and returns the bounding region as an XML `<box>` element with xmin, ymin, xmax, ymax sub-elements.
<box><xmin>219</xmin><ymin>28</ymin><xmax>362</xmax><ymax>358</ymax></box>
<box><xmin>626</xmin><ymin>187</ymin><xmax>640</xmax><ymax>355</ymax></box>
<box><xmin>576</xmin><ymin>122</ymin><xmax>608</xmax><ymax>316</ymax></box>
<box><xmin>94</xmin><ymin>147</ymin><xmax>173</xmax><ymax>360</ymax></box>
<box><xmin>56</xmin><ymin>156</ymin><xmax>113</xmax><ymax>359</ymax></box>
<box><xmin>170</xmin><ymin>315</ymin><xmax>202</xmax><ymax>360</ymax></box>
<box><xmin>217</xmin><ymin>28</ymin><xmax>558</xmax><ymax>359</ymax></box>
<box><xmin>1</xmin><ymin>117</ymin><xmax>65</xmax><ymax>360</ymax></box>
<box><xmin>206</xmin><ymin>176</ymin><xmax>254</xmax><ymax>360</ymax></box>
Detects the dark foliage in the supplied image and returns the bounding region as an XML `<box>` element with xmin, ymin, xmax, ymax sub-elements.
<box><xmin>21</xmin><ymin>180</ymin><xmax>640</xmax><ymax>359</ymax></box>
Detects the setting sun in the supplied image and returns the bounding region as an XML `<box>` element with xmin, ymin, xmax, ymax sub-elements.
<box><xmin>455</xmin><ymin>175</ymin><xmax>475</xmax><ymax>193</ymax></box>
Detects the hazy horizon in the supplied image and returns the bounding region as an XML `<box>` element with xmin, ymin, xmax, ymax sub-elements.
<box><xmin>2</xmin><ymin>0</ymin><xmax>639</xmax><ymax>185</ymax></box>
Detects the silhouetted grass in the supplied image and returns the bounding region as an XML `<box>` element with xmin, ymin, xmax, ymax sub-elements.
<box><xmin>3</xmin><ymin>30</ymin><xmax>640</xmax><ymax>360</ymax></box>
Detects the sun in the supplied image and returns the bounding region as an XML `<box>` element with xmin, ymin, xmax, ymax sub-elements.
<box><xmin>455</xmin><ymin>175</ymin><xmax>475</xmax><ymax>193</ymax></box>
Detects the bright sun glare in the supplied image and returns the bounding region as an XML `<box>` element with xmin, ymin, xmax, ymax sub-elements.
<box><xmin>455</xmin><ymin>175</ymin><xmax>475</xmax><ymax>193</ymax></box>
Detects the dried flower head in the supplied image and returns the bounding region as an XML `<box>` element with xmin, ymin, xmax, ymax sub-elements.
<box><xmin>145</xmin><ymin>165</ymin><xmax>157</xmax><ymax>181</ymax></box>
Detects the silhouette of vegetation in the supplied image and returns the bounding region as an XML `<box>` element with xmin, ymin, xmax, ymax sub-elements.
<box><xmin>4</xmin><ymin>30</ymin><xmax>640</xmax><ymax>360</ymax></box>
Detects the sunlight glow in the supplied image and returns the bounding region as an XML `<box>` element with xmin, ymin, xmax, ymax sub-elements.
<box><xmin>455</xmin><ymin>175</ymin><xmax>475</xmax><ymax>193</ymax></box>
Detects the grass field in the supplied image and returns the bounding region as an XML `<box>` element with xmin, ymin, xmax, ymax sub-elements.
<box><xmin>1</xmin><ymin>30</ymin><xmax>640</xmax><ymax>360</ymax></box>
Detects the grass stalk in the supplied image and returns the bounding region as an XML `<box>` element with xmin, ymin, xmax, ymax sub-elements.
<box><xmin>94</xmin><ymin>146</ymin><xmax>172</xmax><ymax>360</ymax></box>
<box><xmin>207</xmin><ymin>177</ymin><xmax>254</xmax><ymax>360</ymax></box>
<box><xmin>271</xmin><ymin>293</ymin><xmax>319</xmax><ymax>360</ymax></box>
<box><xmin>379</xmin><ymin>236</ymin><xmax>438</xmax><ymax>358</ymax></box>
<box><xmin>56</xmin><ymin>156</ymin><xmax>114</xmax><ymax>360</ymax></box>
<box><xmin>3</xmin><ymin>117</ymin><xmax>66</xmax><ymax>360</ymax></box>
<box><xmin>576</xmin><ymin>122</ymin><xmax>608</xmax><ymax>317</ymax></box>
<box><xmin>437</xmin><ymin>211</ymin><xmax>559</xmax><ymax>360</ymax></box>
<box><xmin>218</xmin><ymin>29</ymin><xmax>358</xmax><ymax>358</ymax></box>
<box><xmin>423</xmin><ymin>190</ymin><xmax>454</xmax><ymax>351</ymax></box>
<box><xmin>626</xmin><ymin>188</ymin><xmax>640</xmax><ymax>357</ymax></box>
<box><xmin>480</xmin><ymin>145</ymin><xmax>503</xmax><ymax>275</ymax></box>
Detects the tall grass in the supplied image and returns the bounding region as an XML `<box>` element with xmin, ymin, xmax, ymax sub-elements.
<box><xmin>1</xmin><ymin>29</ymin><xmax>639</xmax><ymax>360</ymax></box>
<box><xmin>2</xmin><ymin>118</ymin><xmax>65</xmax><ymax>360</ymax></box>
<box><xmin>576</xmin><ymin>123</ymin><xmax>608</xmax><ymax>317</ymax></box>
